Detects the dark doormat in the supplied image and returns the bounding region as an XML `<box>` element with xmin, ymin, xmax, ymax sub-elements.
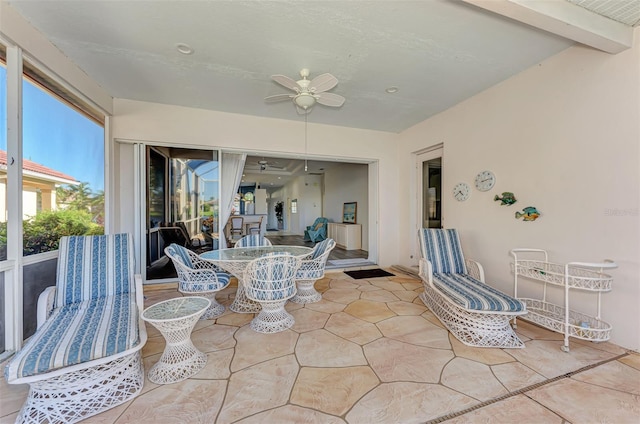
<box><xmin>344</xmin><ymin>268</ymin><xmax>395</xmax><ymax>279</ymax></box>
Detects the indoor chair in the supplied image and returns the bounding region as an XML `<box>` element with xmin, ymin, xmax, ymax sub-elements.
<box><xmin>234</xmin><ymin>234</ymin><xmax>272</xmax><ymax>247</ymax></box>
<box><xmin>246</xmin><ymin>216</ymin><xmax>264</xmax><ymax>235</ymax></box>
<box><xmin>165</xmin><ymin>244</ymin><xmax>231</xmax><ymax>319</ymax></box>
<box><xmin>4</xmin><ymin>234</ymin><xmax>147</xmax><ymax>423</ymax></box>
<box><xmin>243</xmin><ymin>253</ymin><xmax>301</xmax><ymax>333</ymax></box>
<box><xmin>418</xmin><ymin>228</ymin><xmax>526</xmax><ymax>348</ymax></box>
<box><xmin>304</xmin><ymin>217</ymin><xmax>328</xmax><ymax>243</ymax></box>
<box><xmin>228</xmin><ymin>216</ymin><xmax>245</xmax><ymax>243</ymax></box>
<box><xmin>291</xmin><ymin>238</ymin><xmax>336</xmax><ymax>304</ymax></box>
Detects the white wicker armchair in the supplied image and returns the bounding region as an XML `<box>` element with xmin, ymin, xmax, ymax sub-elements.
<box><xmin>291</xmin><ymin>238</ymin><xmax>336</xmax><ymax>304</ymax></box>
<box><xmin>418</xmin><ymin>228</ymin><xmax>526</xmax><ymax>348</ymax></box>
<box><xmin>243</xmin><ymin>253</ymin><xmax>301</xmax><ymax>333</ymax></box>
<box><xmin>165</xmin><ymin>244</ymin><xmax>231</xmax><ymax>319</ymax></box>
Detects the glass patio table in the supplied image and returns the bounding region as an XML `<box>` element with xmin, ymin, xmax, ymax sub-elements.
<box><xmin>201</xmin><ymin>246</ymin><xmax>312</xmax><ymax>313</ymax></box>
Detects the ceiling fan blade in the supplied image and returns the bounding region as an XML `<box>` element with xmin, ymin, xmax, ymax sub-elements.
<box><xmin>271</xmin><ymin>75</ymin><xmax>300</xmax><ymax>91</ymax></box>
<box><xmin>264</xmin><ymin>94</ymin><xmax>294</xmax><ymax>103</ymax></box>
<box><xmin>316</xmin><ymin>92</ymin><xmax>345</xmax><ymax>107</ymax></box>
<box><xmin>310</xmin><ymin>73</ymin><xmax>338</xmax><ymax>93</ymax></box>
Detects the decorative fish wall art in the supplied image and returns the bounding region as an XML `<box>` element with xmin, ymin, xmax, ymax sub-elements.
<box><xmin>494</xmin><ymin>192</ymin><xmax>517</xmax><ymax>206</ymax></box>
<box><xmin>515</xmin><ymin>206</ymin><xmax>540</xmax><ymax>221</ymax></box>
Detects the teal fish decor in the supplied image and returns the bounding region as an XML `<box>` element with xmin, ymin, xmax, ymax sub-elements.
<box><xmin>515</xmin><ymin>206</ymin><xmax>540</xmax><ymax>221</ymax></box>
<box><xmin>494</xmin><ymin>192</ymin><xmax>517</xmax><ymax>206</ymax></box>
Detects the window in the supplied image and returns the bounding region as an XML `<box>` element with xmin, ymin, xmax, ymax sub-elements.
<box><xmin>291</xmin><ymin>199</ymin><xmax>298</xmax><ymax>214</ymax></box>
<box><xmin>21</xmin><ymin>62</ymin><xmax>105</xmax><ymax>256</ymax></box>
<box><xmin>0</xmin><ymin>48</ymin><xmax>7</xmax><ymax>262</ymax></box>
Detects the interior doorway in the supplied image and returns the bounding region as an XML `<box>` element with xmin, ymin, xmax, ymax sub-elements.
<box><xmin>415</xmin><ymin>146</ymin><xmax>443</xmax><ymax>259</ymax></box>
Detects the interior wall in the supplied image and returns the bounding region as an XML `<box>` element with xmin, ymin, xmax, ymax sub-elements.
<box><xmin>323</xmin><ymin>163</ymin><xmax>369</xmax><ymax>250</ymax></box>
<box><xmin>398</xmin><ymin>29</ymin><xmax>640</xmax><ymax>350</ymax></box>
<box><xmin>112</xmin><ymin>99</ymin><xmax>399</xmax><ymax>266</ymax></box>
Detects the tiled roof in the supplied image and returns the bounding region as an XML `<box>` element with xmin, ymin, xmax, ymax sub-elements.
<box><xmin>0</xmin><ymin>150</ymin><xmax>77</xmax><ymax>182</ymax></box>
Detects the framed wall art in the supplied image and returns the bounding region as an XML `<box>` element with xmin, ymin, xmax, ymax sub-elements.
<box><xmin>342</xmin><ymin>202</ymin><xmax>357</xmax><ymax>224</ymax></box>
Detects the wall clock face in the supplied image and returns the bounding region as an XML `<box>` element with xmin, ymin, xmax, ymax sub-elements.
<box><xmin>475</xmin><ymin>170</ymin><xmax>496</xmax><ymax>192</ymax></box>
<box><xmin>453</xmin><ymin>183</ymin><xmax>470</xmax><ymax>201</ymax></box>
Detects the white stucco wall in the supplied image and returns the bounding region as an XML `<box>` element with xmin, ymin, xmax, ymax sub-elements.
<box><xmin>398</xmin><ymin>30</ymin><xmax>640</xmax><ymax>350</ymax></box>
<box><xmin>323</xmin><ymin>163</ymin><xmax>369</xmax><ymax>250</ymax></box>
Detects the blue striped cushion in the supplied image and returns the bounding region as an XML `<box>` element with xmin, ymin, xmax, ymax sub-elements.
<box><xmin>167</xmin><ymin>243</ymin><xmax>193</xmax><ymax>268</ymax></box>
<box><xmin>311</xmin><ymin>238</ymin><xmax>332</xmax><ymax>259</ymax></box>
<box><xmin>55</xmin><ymin>234</ymin><xmax>135</xmax><ymax>307</ymax></box>
<box><xmin>419</xmin><ymin>229</ymin><xmax>467</xmax><ymax>274</ymax></box>
<box><xmin>432</xmin><ymin>273</ymin><xmax>524</xmax><ymax>312</ymax></box>
<box><xmin>246</xmin><ymin>285</ymin><xmax>296</xmax><ymax>301</ymax></box>
<box><xmin>5</xmin><ymin>294</ymin><xmax>140</xmax><ymax>380</ymax></box>
<box><xmin>235</xmin><ymin>235</ymin><xmax>271</xmax><ymax>247</ymax></box>
<box><xmin>179</xmin><ymin>273</ymin><xmax>231</xmax><ymax>293</ymax></box>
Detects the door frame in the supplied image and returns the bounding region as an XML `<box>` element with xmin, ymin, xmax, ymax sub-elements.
<box><xmin>413</xmin><ymin>144</ymin><xmax>443</xmax><ymax>262</ymax></box>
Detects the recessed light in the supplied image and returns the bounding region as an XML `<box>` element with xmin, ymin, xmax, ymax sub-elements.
<box><xmin>385</xmin><ymin>86</ymin><xmax>399</xmax><ymax>94</ymax></box>
<box><xmin>176</xmin><ymin>43</ymin><xmax>194</xmax><ymax>55</ymax></box>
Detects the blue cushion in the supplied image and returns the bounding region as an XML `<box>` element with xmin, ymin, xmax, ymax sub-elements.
<box><xmin>419</xmin><ymin>229</ymin><xmax>467</xmax><ymax>274</ymax></box>
<box><xmin>55</xmin><ymin>234</ymin><xmax>135</xmax><ymax>307</ymax></box>
<box><xmin>5</xmin><ymin>294</ymin><xmax>140</xmax><ymax>381</ymax></box>
<box><xmin>235</xmin><ymin>235</ymin><xmax>271</xmax><ymax>247</ymax></box>
<box><xmin>167</xmin><ymin>243</ymin><xmax>193</xmax><ymax>268</ymax></box>
<box><xmin>311</xmin><ymin>238</ymin><xmax>332</xmax><ymax>259</ymax></box>
<box><xmin>179</xmin><ymin>273</ymin><xmax>231</xmax><ymax>293</ymax></box>
<box><xmin>432</xmin><ymin>273</ymin><xmax>524</xmax><ymax>313</ymax></box>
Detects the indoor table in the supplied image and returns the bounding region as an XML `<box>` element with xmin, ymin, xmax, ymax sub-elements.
<box><xmin>201</xmin><ymin>246</ymin><xmax>312</xmax><ymax>313</ymax></box>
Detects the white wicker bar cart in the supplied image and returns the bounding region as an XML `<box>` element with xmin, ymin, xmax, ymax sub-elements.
<box><xmin>511</xmin><ymin>248</ymin><xmax>617</xmax><ymax>352</ymax></box>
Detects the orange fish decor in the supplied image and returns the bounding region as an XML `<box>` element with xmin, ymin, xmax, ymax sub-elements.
<box><xmin>515</xmin><ymin>206</ymin><xmax>540</xmax><ymax>221</ymax></box>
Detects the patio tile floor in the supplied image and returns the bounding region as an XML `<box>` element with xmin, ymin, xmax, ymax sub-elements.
<box><xmin>2</xmin><ymin>271</ymin><xmax>639</xmax><ymax>423</ymax></box>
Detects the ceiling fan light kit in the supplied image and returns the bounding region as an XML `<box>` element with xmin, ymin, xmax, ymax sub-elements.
<box><xmin>265</xmin><ymin>68</ymin><xmax>345</xmax><ymax>113</ymax></box>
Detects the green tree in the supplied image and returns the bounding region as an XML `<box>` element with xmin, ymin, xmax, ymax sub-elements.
<box><xmin>23</xmin><ymin>209</ymin><xmax>103</xmax><ymax>255</ymax></box>
<box><xmin>57</xmin><ymin>182</ymin><xmax>93</xmax><ymax>211</ymax></box>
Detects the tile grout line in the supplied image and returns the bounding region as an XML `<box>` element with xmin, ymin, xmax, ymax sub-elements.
<box><xmin>425</xmin><ymin>351</ymin><xmax>631</xmax><ymax>424</ymax></box>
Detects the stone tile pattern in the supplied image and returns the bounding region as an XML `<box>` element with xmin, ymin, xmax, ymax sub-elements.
<box><xmin>1</xmin><ymin>272</ymin><xmax>638</xmax><ymax>424</ymax></box>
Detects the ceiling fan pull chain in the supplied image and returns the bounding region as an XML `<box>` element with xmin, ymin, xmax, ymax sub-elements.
<box><xmin>304</xmin><ymin>112</ymin><xmax>308</xmax><ymax>172</ymax></box>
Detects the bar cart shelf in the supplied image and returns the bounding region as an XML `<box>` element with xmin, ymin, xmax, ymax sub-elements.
<box><xmin>510</xmin><ymin>248</ymin><xmax>616</xmax><ymax>352</ymax></box>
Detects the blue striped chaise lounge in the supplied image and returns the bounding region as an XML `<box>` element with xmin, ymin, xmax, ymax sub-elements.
<box><xmin>4</xmin><ymin>234</ymin><xmax>147</xmax><ymax>423</ymax></box>
<box><xmin>418</xmin><ymin>229</ymin><xmax>526</xmax><ymax>348</ymax></box>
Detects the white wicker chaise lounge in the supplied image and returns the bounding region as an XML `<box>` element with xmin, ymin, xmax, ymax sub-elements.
<box><xmin>418</xmin><ymin>228</ymin><xmax>526</xmax><ymax>348</ymax></box>
<box><xmin>4</xmin><ymin>234</ymin><xmax>147</xmax><ymax>423</ymax></box>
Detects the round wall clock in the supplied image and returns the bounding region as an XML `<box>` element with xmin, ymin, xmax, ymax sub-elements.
<box><xmin>475</xmin><ymin>170</ymin><xmax>496</xmax><ymax>192</ymax></box>
<box><xmin>453</xmin><ymin>182</ymin><xmax>470</xmax><ymax>201</ymax></box>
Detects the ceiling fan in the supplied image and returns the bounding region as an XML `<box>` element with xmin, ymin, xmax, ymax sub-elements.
<box><xmin>265</xmin><ymin>68</ymin><xmax>346</xmax><ymax>113</ymax></box>
<box><xmin>247</xmin><ymin>158</ymin><xmax>285</xmax><ymax>171</ymax></box>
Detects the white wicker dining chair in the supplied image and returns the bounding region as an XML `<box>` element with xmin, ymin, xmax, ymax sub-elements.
<box><xmin>291</xmin><ymin>238</ymin><xmax>336</xmax><ymax>304</ymax></box>
<box><xmin>243</xmin><ymin>253</ymin><xmax>301</xmax><ymax>333</ymax></box>
<box><xmin>234</xmin><ymin>234</ymin><xmax>272</xmax><ymax>247</ymax></box>
<box><xmin>164</xmin><ymin>244</ymin><xmax>231</xmax><ymax>319</ymax></box>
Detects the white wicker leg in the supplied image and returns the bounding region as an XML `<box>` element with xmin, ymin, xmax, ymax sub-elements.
<box><xmin>250</xmin><ymin>301</ymin><xmax>295</xmax><ymax>333</ymax></box>
<box><xmin>188</xmin><ymin>292</ymin><xmax>225</xmax><ymax>319</ymax></box>
<box><xmin>290</xmin><ymin>279</ymin><xmax>321</xmax><ymax>304</ymax></box>
<box><xmin>147</xmin><ymin>313</ymin><xmax>207</xmax><ymax>384</ymax></box>
<box><xmin>229</xmin><ymin>279</ymin><xmax>262</xmax><ymax>313</ymax></box>
<box><xmin>16</xmin><ymin>351</ymin><xmax>143</xmax><ymax>424</ymax></box>
<box><xmin>419</xmin><ymin>287</ymin><xmax>524</xmax><ymax>349</ymax></box>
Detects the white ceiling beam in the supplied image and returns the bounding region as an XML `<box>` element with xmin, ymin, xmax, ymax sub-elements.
<box><xmin>462</xmin><ymin>0</ymin><xmax>633</xmax><ymax>54</ymax></box>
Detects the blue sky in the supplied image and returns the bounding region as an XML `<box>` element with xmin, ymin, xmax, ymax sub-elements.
<box><xmin>0</xmin><ymin>66</ymin><xmax>104</xmax><ymax>192</ymax></box>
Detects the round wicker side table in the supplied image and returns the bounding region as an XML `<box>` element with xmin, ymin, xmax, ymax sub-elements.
<box><xmin>141</xmin><ymin>296</ymin><xmax>211</xmax><ymax>384</ymax></box>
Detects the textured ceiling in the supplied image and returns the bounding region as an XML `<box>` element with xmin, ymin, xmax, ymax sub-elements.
<box><xmin>7</xmin><ymin>0</ymin><xmax>579</xmax><ymax>133</ymax></box>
